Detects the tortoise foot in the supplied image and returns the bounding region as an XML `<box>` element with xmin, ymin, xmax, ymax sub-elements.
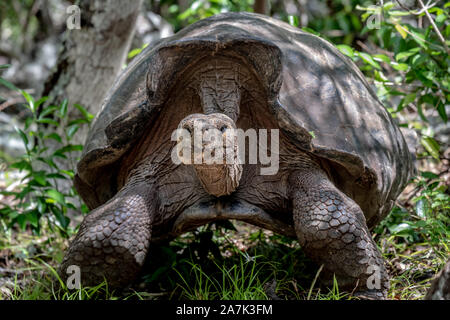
<box><xmin>290</xmin><ymin>167</ymin><xmax>390</xmax><ymax>296</ymax></box>
<box><xmin>60</xmin><ymin>179</ymin><xmax>156</xmax><ymax>288</ymax></box>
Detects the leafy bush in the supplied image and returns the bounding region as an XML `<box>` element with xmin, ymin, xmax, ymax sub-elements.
<box><xmin>375</xmin><ymin>170</ymin><xmax>449</xmax><ymax>244</ymax></box>
<box><xmin>0</xmin><ymin>67</ymin><xmax>92</xmax><ymax>236</ymax></box>
<box><xmin>154</xmin><ymin>0</ymin><xmax>253</xmax><ymax>31</ymax></box>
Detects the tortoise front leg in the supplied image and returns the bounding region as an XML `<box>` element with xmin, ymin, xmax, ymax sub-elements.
<box><xmin>59</xmin><ymin>170</ymin><xmax>157</xmax><ymax>288</ymax></box>
<box><xmin>290</xmin><ymin>167</ymin><xmax>389</xmax><ymax>299</ymax></box>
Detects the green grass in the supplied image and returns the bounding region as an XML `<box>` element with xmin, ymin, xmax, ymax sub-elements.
<box><xmin>174</xmin><ymin>252</ymin><xmax>273</xmax><ymax>300</ymax></box>
<box><xmin>380</xmin><ymin>236</ymin><xmax>448</xmax><ymax>300</ymax></box>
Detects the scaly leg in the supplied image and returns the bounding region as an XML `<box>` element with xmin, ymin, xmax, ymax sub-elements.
<box><xmin>290</xmin><ymin>166</ymin><xmax>389</xmax><ymax>299</ymax></box>
<box><xmin>59</xmin><ymin>165</ymin><xmax>157</xmax><ymax>288</ymax></box>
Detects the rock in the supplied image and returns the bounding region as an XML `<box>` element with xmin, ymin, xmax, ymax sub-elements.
<box><xmin>425</xmin><ymin>259</ymin><xmax>450</xmax><ymax>300</ymax></box>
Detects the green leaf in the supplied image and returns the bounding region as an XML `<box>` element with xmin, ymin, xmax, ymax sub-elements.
<box><xmin>65</xmin><ymin>202</ymin><xmax>77</xmax><ymax>210</ymax></box>
<box><xmin>395</xmin><ymin>48</ymin><xmax>421</xmax><ymax>61</ymax></box>
<box><xmin>37</xmin><ymin>198</ymin><xmax>47</xmax><ymax>214</ymax></box>
<box><xmin>46</xmin><ymin>173</ymin><xmax>67</xmax><ymax>180</ymax></box>
<box><xmin>373</xmin><ymin>54</ymin><xmax>391</xmax><ymax>63</ymax></box>
<box><xmin>37</xmin><ymin>118</ymin><xmax>59</xmax><ymax>126</ymax></box>
<box><xmin>357</xmin><ymin>52</ymin><xmax>381</xmax><ymax>69</ymax></box>
<box><xmin>411</xmin><ymin>54</ymin><xmax>427</xmax><ymax>67</ymax></box>
<box><xmin>421</xmin><ymin>171</ymin><xmax>438</xmax><ymax>179</ymax></box>
<box><xmin>389</xmin><ymin>222</ymin><xmax>413</xmax><ymax>234</ymax></box>
<box><xmin>16</xmin><ymin>128</ymin><xmax>29</xmax><ymax>146</ymax></box>
<box><xmin>128</xmin><ymin>48</ymin><xmax>143</xmax><ymax>60</ymax></box>
<box><xmin>60</xmin><ymin>99</ymin><xmax>68</xmax><ymax>118</ymax></box>
<box><xmin>33</xmin><ymin>171</ymin><xmax>47</xmax><ymax>186</ymax></box>
<box><xmin>24</xmin><ymin>117</ymin><xmax>33</xmax><ymax>130</ymax></box>
<box><xmin>20</xmin><ymin>90</ymin><xmax>35</xmax><ymax>113</ymax></box>
<box><xmin>74</xmin><ymin>104</ymin><xmax>94</xmax><ymax>122</ymax></box>
<box><xmin>50</xmin><ymin>206</ymin><xmax>70</xmax><ymax>230</ymax></box>
<box><xmin>381</xmin><ymin>28</ymin><xmax>392</xmax><ymax>48</ymax></box>
<box><xmin>415</xmin><ymin>198</ymin><xmax>428</xmax><ymax>218</ymax></box>
<box><xmin>389</xmin><ymin>10</ymin><xmax>412</xmax><ymax>16</ymax></box>
<box><xmin>10</xmin><ymin>160</ymin><xmax>32</xmax><ymax>172</ymax></box>
<box><xmin>54</xmin><ymin>145</ymin><xmax>83</xmax><ymax>156</ymax></box>
<box><xmin>35</xmin><ymin>96</ymin><xmax>48</xmax><ymax>109</ymax></box>
<box><xmin>395</xmin><ymin>24</ymin><xmax>408</xmax><ymax>39</ymax></box>
<box><xmin>410</xmin><ymin>30</ymin><xmax>427</xmax><ymax>48</ymax></box>
<box><xmin>288</xmin><ymin>15</ymin><xmax>299</xmax><ymax>27</ymax></box>
<box><xmin>398</xmin><ymin>93</ymin><xmax>416</xmax><ymax>111</ymax></box>
<box><xmin>26</xmin><ymin>210</ymin><xmax>40</xmax><ymax>228</ymax></box>
<box><xmin>300</xmin><ymin>27</ymin><xmax>321</xmax><ymax>36</ymax></box>
<box><xmin>336</xmin><ymin>45</ymin><xmax>354</xmax><ymax>57</ymax></box>
<box><xmin>404</xmin><ymin>93</ymin><xmax>416</xmax><ymax>105</ymax></box>
<box><xmin>38</xmin><ymin>105</ymin><xmax>58</xmax><ymax>119</ymax></box>
<box><xmin>416</xmin><ymin>71</ymin><xmax>434</xmax><ymax>88</ymax></box>
<box><xmin>67</xmin><ymin>118</ymin><xmax>89</xmax><ymax>126</ymax></box>
<box><xmin>16</xmin><ymin>214</ymin><xmax>28</xmax><ymax>230</ymax></box>
<box><xmin>66</xmin><ymin>124</ymin><xmax>79</xmax><ymax>139</ymax></box>
<box><xmin>436</xmin><ymin>101</ymin><xmax>448</xmax><ymax>123</ymax></box>
<box><xmin>421</xmin><ymin>137</ymin><xmax>440</xmax><ymax>160</ymax></box>
<box><xmin>52</xmin><ymin>152</ymin><xmax>67</xmax><ymax>160</ymax></box>
<box><xmin>46</xmin><ymin>189</ymin><xmax>65</xmax><ymax>205</ymax></box>
<box><xmin>417</xmin><ymin>104</ymin><xmax>428</xmax><ymax>122</ymax></box>
<box><xmin>383</xmin><ymin>1</ymin><xmax>395</xmax><ymax>10</ymax></box>
<box><xmin>36</xmin><ymin>157</ymin><xmax>57</xmax><ymax>169</ymax></box>
<box><xmin>391</xmin><ymin>63</ymin><xmax>409</xmax><ymax>71</ymax></box>
<box><xmin>0</xmin><ymin>77</ymin><xmax>19</xmax><ymax>91</ymax></box>
<box><xmin>60</xmin><ymin>170</ymin><xmax>74</xmax><ymax>178</ymax></box>
<box><xmin>44</xmin><ymin>133</ymin><xmax>63</xmax><ymax>143</ymax></box>
<box><xmin>436</xmin><ymin>14</ymin><xmax>446</xmax><ymax>24</ymax></box>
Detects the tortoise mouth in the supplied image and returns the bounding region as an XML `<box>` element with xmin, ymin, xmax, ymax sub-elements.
<box><xmin>194</xmin><ymin>163</ymin><xmax>242</xmax><ymax>197</ymax></box>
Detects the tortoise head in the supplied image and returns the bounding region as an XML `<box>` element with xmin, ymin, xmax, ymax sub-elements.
<box><xmin>177</xmin><ymin>113</ymin><xmax>243</xmax><ymax>197</ymax></box>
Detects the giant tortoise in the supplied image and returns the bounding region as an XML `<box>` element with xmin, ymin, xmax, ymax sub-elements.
<box><xmin>60</xmin><ymin>12</ymin><xmax>414</xmax><ymax>299</ymax></box>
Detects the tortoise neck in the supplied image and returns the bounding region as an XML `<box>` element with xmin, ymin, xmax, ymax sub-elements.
<box><xmin>196</xmin><ymin>57</ymin><xmax>242</xmax><ymax>122</ymax></box>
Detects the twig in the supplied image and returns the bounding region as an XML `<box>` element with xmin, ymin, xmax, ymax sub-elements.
<box><xmin>0</xmin><ymin>267</ymin><xmax>24</xmax><ymax>275</ymax></box>
<box><xmin>395</xmin><ymin>0</ymin><xmax>437</xmax><ymax>15</ymax></box>
<box><xmin>404</xmin><ymin>169</ymin><xmax>449</xmax><ymax>204</ymax></box>
<box><xmin>356</xmin><ymin>40</ymin><xmax>374</xmax><ymax>54</ymax></box>
<box><xmin>417</xmin><ymin>0</ymin><xmax>449</xmax><ymax>54</ymax></box>
<box><xmin>0</xmin><ymin>97</ymin><xmax>25</xmax><ymax>112</ymax></box>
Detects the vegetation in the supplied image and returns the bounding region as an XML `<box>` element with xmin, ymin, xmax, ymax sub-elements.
<box><xmin>0</xmin><ymin>0</ymin><xmax>448</xmax><ymax>300</ymax></box>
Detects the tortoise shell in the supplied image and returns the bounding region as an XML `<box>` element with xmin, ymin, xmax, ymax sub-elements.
<box><xmin>74</xmin><ymin>12</ymin><xmax>414</xmax><ymax>232</ymax></box>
